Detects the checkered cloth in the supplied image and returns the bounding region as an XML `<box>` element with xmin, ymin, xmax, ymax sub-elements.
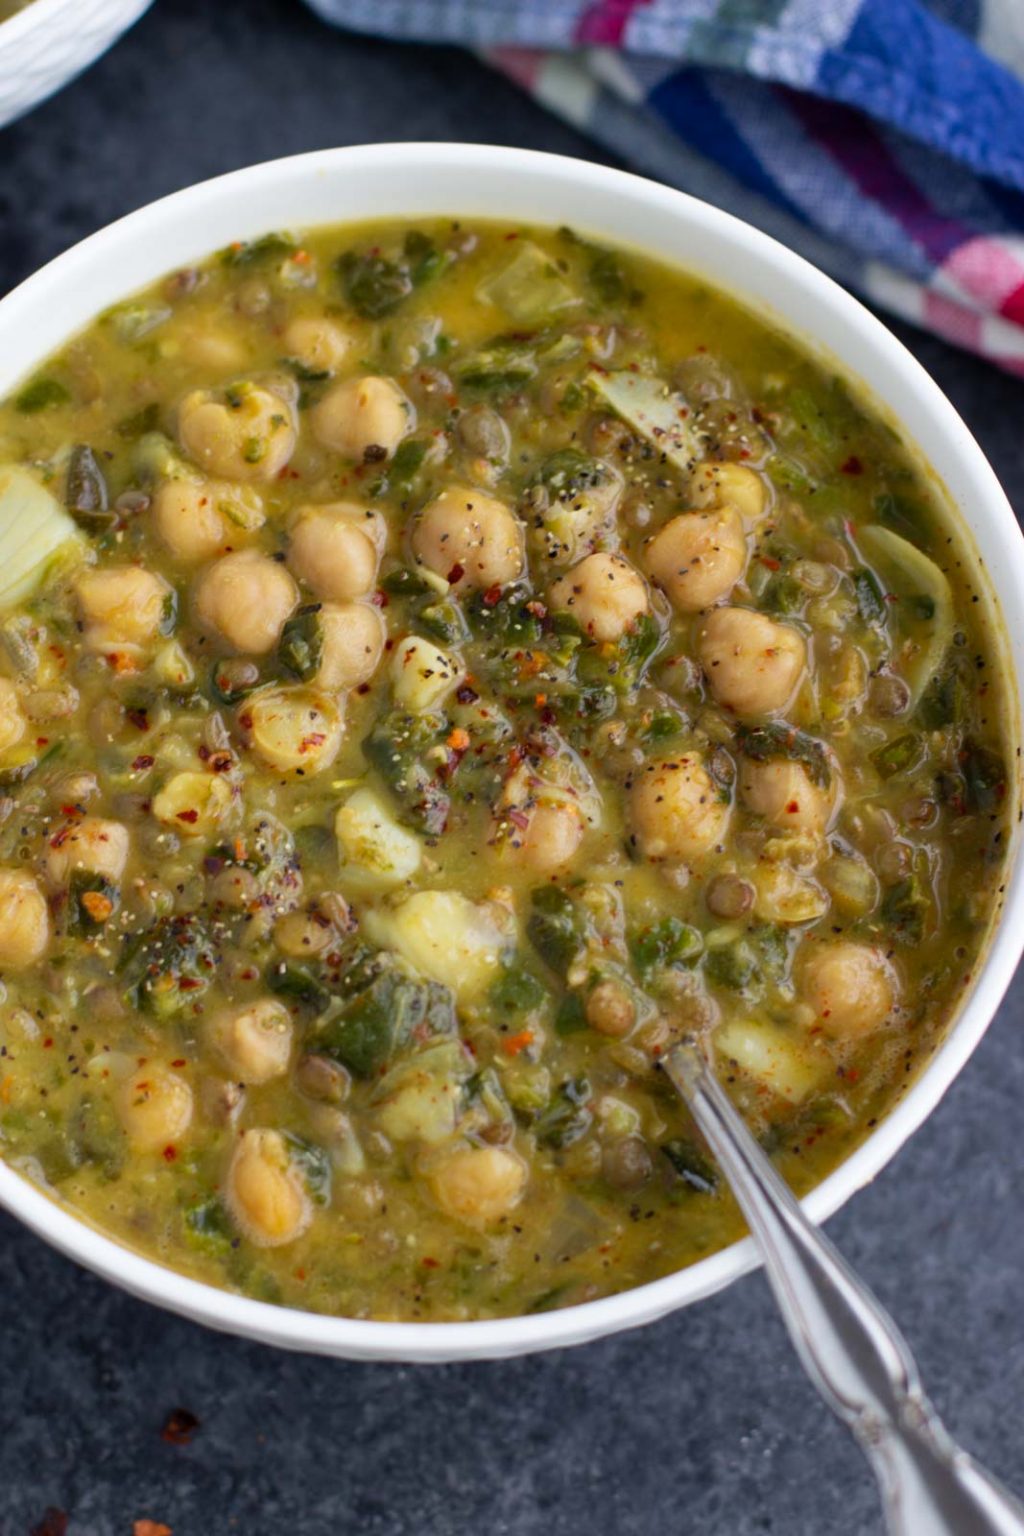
<box><xmin>304</xmin><ymin>0</ymin><xmax>1024</xmax><ymax>374</ymax></box>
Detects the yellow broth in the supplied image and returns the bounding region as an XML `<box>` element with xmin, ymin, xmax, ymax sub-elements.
<box><xmin>0</xmin><ymin>219</ymin><xmax>1011</xmax><ymax>1320</ymax></box>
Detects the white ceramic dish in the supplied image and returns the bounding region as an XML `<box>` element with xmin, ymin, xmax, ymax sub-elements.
<box><xmin>0</xmin><ymin>0</ymin><xmax>152</xmax><ymax>131</ymax></box>
<box><xmin>0</xmin><ymin>143</ymin><xmax>1021</xmax><ymax>1362</ymax></box>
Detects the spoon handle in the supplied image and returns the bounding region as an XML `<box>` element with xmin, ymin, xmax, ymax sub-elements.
<box><xmin>663</xmin><ymin>1044</ymin><xmax>1024</xmax><ymax>1536</ymax></box>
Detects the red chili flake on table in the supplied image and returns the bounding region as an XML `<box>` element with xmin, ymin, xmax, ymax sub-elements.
<box><xmin>132</xmin><ymin>755</ymin><xmax>155</xmax><ymax>771</ymax></box>
<box><xmin>30</xmin><ymin>1510</ymin><xmax>68</xmax><ymax>1536</ymax></box>
<box><xmin>175</xmin><ymin>809</ymin><xmax>199</xmax><ymax>824</ymax></box>
<box><xmin>841</xmin><ymin>455</ymin><xmax>863</xmax><ymax>475</ymax></box>
<box><xmin>446</xmin><ymin>562</ymin><xmax>465</xmax><ymax>585</ymax></box>
<box><xmin>160</xmin><ymin>1407</ymin><xmax>200</xmax><ymax>1446</ymax></box>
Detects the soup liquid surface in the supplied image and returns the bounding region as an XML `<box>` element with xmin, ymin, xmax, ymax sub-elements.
<box><xmin>0</xmin><ymin>219</ymin><xmax>1011</xmax><ymax>1320</ymax></box>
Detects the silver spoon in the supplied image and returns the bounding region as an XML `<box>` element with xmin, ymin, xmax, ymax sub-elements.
<box><xmin>662</xmin><ymin>1040</ymin><xmax>1024</xmax><ymax>1536</ymax></box>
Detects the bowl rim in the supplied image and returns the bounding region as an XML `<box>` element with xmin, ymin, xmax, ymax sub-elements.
<box><xmin>0</xmin><ymin>140</ymin><xmax>1021</xmax><ymax>1362</ymax></box>
<box><xmin>0</xmin><ymin>0</ymin><xmax>150</xmax><ymax>47</ymax></box>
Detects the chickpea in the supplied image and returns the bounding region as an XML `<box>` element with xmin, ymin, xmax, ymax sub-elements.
<box><xmin>0</xmin><ymin>868</ymin><xmax>49</xmax><ymax>970</ymax></box>
<box><xmin>116</xmin><ymin>1064</ymin><xmax>193</xmax><ymax>1151</ymax></box>
<box><xmin>224</xmin><ymin>1128</ymin><xmax>312</xmax><ymax>1247</ymax></box>
<box><xmin>413</xmin><ymin>485</ymin><xmax>525</xmax><ymax>591</ymax></box>
<box><xmin>586</xmin><ymin>977</ymin><xmax>636</xmax><ymax>1037</ymax></box>
<box><xmin>178</xmin><ymin>383</ymin><xmax>296</xmax><ymax>482</ymax></box>
<box><xmin>699</xmin><ymin>607</ymin><xmax>806</xmax><ymax>718</ymax></box>
<box><xmin>287</xmin><ymin>503</ymin><xmax>384</xmax><ymax>602</ymax></box>
<box><xmin>547</xmin><ymin>553</ymin><xmax>650</xmax><ymax>642</ymax></box>
<box><xmin>739</xmin><ymin>757</ymin><xmax>838</xmax><ymax>836</ymax></box>
<box><xmin>152</xmin><ymin>771</ymin><xmax>234</xmax><ymax>839</ymax></box>
<box><xmin>689</xmin><ymin>460</ymin><xmax>767</xmax><ymax>525</ymax></box>
<box><xmin>152</xmin><ymin>479</ymin><xmax>227</xmax><ymax>563</ymax></box>
<box><xmin>644</xmin><ymin>506</ymin><xmax>747</xmax><ymax>612</ymax></box>
<box><xmin>282</xmin><ymin>315</ymin><xmax>351</xmax><ymax>375</ymax></box>
<box><xmin>194</xmin><ymin>550</ymin><xmax>298</xmax><ymax>654</ymax></box>
<box><xmin>45</xmin><ymin>816</ymin><xmax>129</xmax><ymax>886</ymax></box>
<box><xmin>795</xmin><ymin>940</ymin><xmax>896</xmax><ymax>1038</ymax></box>
<box><xmin>239</xmin><ymin>686</ymin><xmax>344</xmax><ymax>775</ymax></box>
<box><xmin>74</xmin><ymin>565</ymin><xmax>172</xmax><ymax>652</ymax></box>
<box><xmin>430</xmin><ymin>1144</ymin><xmax>527</xmax><ymax>1227</ymax></box>
<box><xmin>629</xmin><ymin>755</ymin><xmax>729</xmax><ymax>863</ymax></box>
<box><xmin>314</xmin><ymin>602</ymin><xmax>385</xmax><ymax>691</ymax></box>
<box><xmin>499</xmin><ymin>801</ymin><xmax>584</xmax><ymax>877</ymax></box>
<box><xmin>210</xmin><ymin>998</ymin><xmax>293</xmax><ymax>1084</ymax></box>
<box><xmin>311</xmin><ymin>374</ymin><xmax>414</xmax><ymax>461</ymax></box>
<box><xmin>0</xmin><ymin>677</ymin><xmax>26</xmax><ymax>754</ymax></box>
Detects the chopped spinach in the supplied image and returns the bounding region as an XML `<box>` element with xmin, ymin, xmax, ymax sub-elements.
<box><xmin>661</xmin><ymin>1139</ymin><xmax>718</xmax><ymax>1194</ymax></box>
<box><xmin>526</xmin><ymin>886</ymin><xmax>583</xmax><ymax>977</ymax></box>
<box><xmin>535</xmin><ymin>1077</ymin><xmax>593</xmax><ymax>1148</ymax></box>
<box><xmin>316</xmin><ymin>969</ymin><xmax>456</xmax><ymax>1078</ymax></box>
<box><xmin>735</xmin><ymin>722</ymin><xmax>831</xmax><ymax>788</ymax></box>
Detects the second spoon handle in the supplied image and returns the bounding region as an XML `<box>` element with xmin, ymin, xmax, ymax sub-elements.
<box><xmin>663</xmin><ymin>1043</ymin><xmax>1024</xmax><ymax>1536</ymax></box>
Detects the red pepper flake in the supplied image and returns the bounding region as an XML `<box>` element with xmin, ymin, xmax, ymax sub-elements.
<box><xmin>238</xmin><ymin>713</ymin><xmax>253</xmax><ymax>731</ymax></box>
<box><xmin>178</xmin><ymin>978</ymin><xmax>203</xmax><ymax>992</ymax></box>
<box><xmin>841</xmin><ymin>455</ymin><xmax>863</xmax><ymax>475</ymax></box>
<box><xmin>299</xmin><ymin>732</ymin><xmax>326</xmax><ymax>753</ymax></box>
<box><xmin>126</xmin><ymin>707</ymin><xmax>150</xmax><ymax>731</ymax></box>
<box><xmin>132</xmin><ymin>755</ymin><xmax>155</xmax><ymax>771</ymax></box>
<box><xmin>161</xmin><ymin>1407</ymin><xmax>200</xmax><ymax>1446</ymax></box>
<box><xmin>294</xmin><ymin>1267</ymin><xmax>307</xmax><ymax>1281</ymax></box>
<box><xmin>482</xmin><ymin>583</ymin><xmax>503</xmax><ymax>607</ymax></box>
<box><xmin>59</xmin><ymin>803</ymin><xmax>83</xmax><ymax>818</ymax></box>
<box><xmin>502</xmin><ymin>1028</ymin><xmax>534</xmax><ymax>1057</ymax></box>
<box><xmin>446</xmin><ymin>562</ymin><xmax>465</xmax><ymax>585</ymax></box>
<box><xmin>170</xmin><ymin>1058</ymin><xmax>186</xmax><ymax>1069</ymax></box>
<box><xmin>372</xmin><ymin>589</ymin><xmax>388</xmax><ymax>608</ymax></box>
<box><xmin>35</xmin><ymin>736</ymin><xmax>49</xmax><ymax>748</ymax></box>
<box><xmin>31</xmin><ymin>1510</ymin><xmax>68</xmax><ymax>1536</ymax></box>
<box><xmin>162</xmin><ymin>1145</ymin><xmax>177</xmax><ymax>1163</ymax></box>
<box><xmin>785</xmin><ymin>800</ymin><xmax>800</xmax><ymax>814</ymax></box>
<box><xmin>356</xmin><ymin>682</ymin><xmax>371</xmax><ymax>695</ymax></box>
<box><xmin>759</xmin><ymin>556</ymin><xmax>781</xmax><ymax>571</ymax></box>
<box><xmin>421</xmin><ymin>1256</ymin><xmax>440</xmax><ymax>1270</ymax></box>
<box><xmin>176</xmin><ymin>808</ymin><xmax>199</xmax><ymax>824</ymax></box>
<box><xmin>504</xmin><ymin>231</ymin><xmax>520</xmax><ymax>241</ymax></box>
<box><xmin>42</xmin><ymin>1037</ymin><xmax>53</xmax><ymax>1050</ymax></box>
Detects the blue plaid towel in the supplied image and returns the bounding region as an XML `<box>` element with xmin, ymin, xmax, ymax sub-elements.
<box><xmin>303</xmin><ymin>0</ymin><xmax>1024</xmax><ymax>374</ymax></box>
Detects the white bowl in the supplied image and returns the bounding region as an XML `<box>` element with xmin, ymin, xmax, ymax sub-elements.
<box><xmin>0</xmin><ymin>0</ymin><xmax>152</xmax><ymax>130</ymax></box>
<box><xmin>0</xmin><ymin>143</ymin><xmax>1021</xmax><ymax>1362</ymax></box>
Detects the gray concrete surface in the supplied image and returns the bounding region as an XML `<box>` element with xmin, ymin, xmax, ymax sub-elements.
<box><xmin>0</xmin><ymin>3</ymin><xmax>1022</xmax><ymax>1531</ymax></box>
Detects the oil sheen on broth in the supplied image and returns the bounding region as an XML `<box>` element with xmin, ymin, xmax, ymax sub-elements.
<box><xmin>0</xmin><ymin>220</ymin><xmax>1010</xmax><ymax>1321</ymax></box>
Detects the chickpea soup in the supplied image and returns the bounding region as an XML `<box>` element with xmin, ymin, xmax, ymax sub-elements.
<box><xmin>0</xmin><ymin>219</ymin><xmax>1011</xmax><ymax>1321</ymax></box>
